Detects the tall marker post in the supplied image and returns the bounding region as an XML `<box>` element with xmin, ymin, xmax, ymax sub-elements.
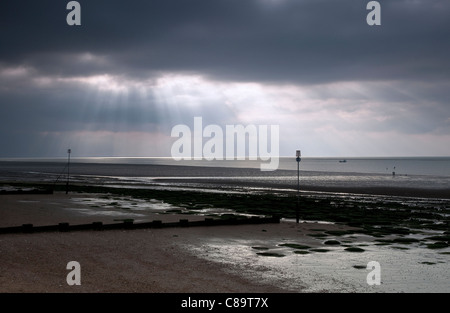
<box><xmin>66</xmin><ymin>149</ymin><xmax>71</xmax><ymax>194</ymax></box>
<box><xmin>296</xmin><ymin>149</ymin><xmax>301</xmax><ymax>223</ymax></box>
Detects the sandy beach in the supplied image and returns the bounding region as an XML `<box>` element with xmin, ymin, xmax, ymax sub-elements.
<box><xmin>0</xmin><ymin>225</ymin><xmax>291</xmax><ymax>293</ymax></box>
<box><xmin>0</xmin><ymin>191</ymin><xmax>448</xmax><ymax>293</ymax></box>
<box><xmin>0</xmin><ymin>192</ymin><xmax>337</xmax><ymax>292</ymax></box>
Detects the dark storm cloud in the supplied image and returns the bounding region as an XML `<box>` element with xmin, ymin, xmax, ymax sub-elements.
<box><xmin>1</xmin><ymin>0</ymin><xmax>450</xmax><ymax>157</ymax></box>
<box><xmin>0</xmin><ymin>76</ymin><xmax>159</xmax><ymax>133</ymax></box>
<box><xmin>1</xmin><ymin>0</ymin><xmax>449</xmax><ymax>84</ymax></box>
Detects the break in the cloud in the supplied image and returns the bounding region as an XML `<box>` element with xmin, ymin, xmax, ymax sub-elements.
<box><xmin>0</xmin><ymin>0</ymin><xmax>449</xmax><ymax>157</ymax></box>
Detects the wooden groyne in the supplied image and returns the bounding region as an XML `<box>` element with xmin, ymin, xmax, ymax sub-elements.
<box><xmin>0</xmin><ymin>215</ymin><xmax>280</xmax><ymax>235</ymax></box>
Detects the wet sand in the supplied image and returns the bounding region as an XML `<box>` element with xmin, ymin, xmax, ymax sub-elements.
<box><xmin>0</xmin><ymin>225</ymin><xmax>292</xmax><ymax>293</ymax></box>
<box><xmin>0</xmin><ymin>192</ymin><xmax>346</xmax><ymax>292</ymax></box>
<box><xmin>0</xmin><ymin>192</ymin><xmax>448</xmax><ymax>293</ymax></box>
<box><xmin>158</xmin><ymin>178</ymin><xmax>450</xmax><ymax>199</ymax></box>
<box><xmin>0</xmin><ymin>193</ymin><xmax>319</xmax><ymax>292</ymax></box>
<box><xmin>0</xmin><ymin>192</ymin><xmax>207</xmax><ymax>227</ymax></box>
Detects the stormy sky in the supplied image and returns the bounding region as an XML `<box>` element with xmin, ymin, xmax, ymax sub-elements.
<box><xmin>1</xmin><ymin>0</ymin><xmax>449</xmax><ymax>158</ymax></box>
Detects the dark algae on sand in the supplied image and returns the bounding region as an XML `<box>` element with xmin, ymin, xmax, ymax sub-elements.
<box><xmin>3</xmin><ymin>182</ymin><xmax>450</xmax><ymax>252</ymax></box>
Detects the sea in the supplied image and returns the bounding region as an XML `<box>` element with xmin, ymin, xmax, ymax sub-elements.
<box><xmin>0</xmin><ymin>156</ymin><xmax>449</xmax><ymax>199</ymax></box>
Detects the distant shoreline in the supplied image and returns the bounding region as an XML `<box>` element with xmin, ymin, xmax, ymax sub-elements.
<box><xmin>147</xmin><ymin>177</ymin><xmax>450</xmax><ymax>199</ymax></box>
<box><xmin>1</xmin><ymin>157</ymin><xmax>449</xmax><ymax>200</ymax></box>
<box><xmin>2</xmin><ymin>176</ymin><xmax>450</xmax><ymax>200</ymax></box>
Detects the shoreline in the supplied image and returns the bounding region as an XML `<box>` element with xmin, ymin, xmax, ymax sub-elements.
<box><xmin>152</xmin><ymin>178</ymin><xmax>450</xmax><ymax>199</ymax></box>
<box><xmin>2</xmin><ymin>174</ymin><xmax>450</xmax><ymax>200</ymax></box>
<box><xmin>1</xmin><ymin>158</ymin><xmax>450</xmax><ymax>200</ymax></box>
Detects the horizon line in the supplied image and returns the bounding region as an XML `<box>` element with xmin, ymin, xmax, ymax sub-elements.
<box><xmin>1</xmin><ymin>155</ymin><xmax>449</xmax><ymax>160</ymax></box>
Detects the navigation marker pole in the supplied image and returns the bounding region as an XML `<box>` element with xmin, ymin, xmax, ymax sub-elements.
<box><xmin>66</xmin><ymin>149</ymin><xmax>71</xmax><ymax>194</ymax></box>
<box><xmin>296</xmin><ymin>150</ymin><xmax>301</xmax><ymax>223</ymax></box>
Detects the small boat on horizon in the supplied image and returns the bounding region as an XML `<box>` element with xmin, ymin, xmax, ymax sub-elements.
<box><xmin>339</xmin><ymin>159</ymin><xmax>347</xmax><ymax>163</ymax></box>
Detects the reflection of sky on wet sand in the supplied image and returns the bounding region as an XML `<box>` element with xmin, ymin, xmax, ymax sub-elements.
<box><xmin>63</xmin><ymin>196</ymin><xmax>181</xmax><ymax>222</ymax></box>
<box><xmin>183</xmin><ymin>223</ymin><xmax>449</xmax><ymax>293</ymax></box>
<box><xmin>70</xmin><ymin>196</ymin><xmax>176</xmax><ymax>211</ymax></box>
<box><xmin>70</xmin><ymin>172</ymin><xmax>449</xmax><ymax>191</ymax></box>
<box><xmin>66</xmin><ymin>195</ymin><xmax>267</xmax><ymax>221</ymax></box>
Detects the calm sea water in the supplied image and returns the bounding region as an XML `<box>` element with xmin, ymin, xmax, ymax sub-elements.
<box><xmin>150</xmin><ymin>156</ymin><xmax>450</xmax><ymax>176</ymax></box>
<box><xmin>2</xmin><ymin>156</ymin><xmax>449</xmax><ymax>175</ymax></box>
